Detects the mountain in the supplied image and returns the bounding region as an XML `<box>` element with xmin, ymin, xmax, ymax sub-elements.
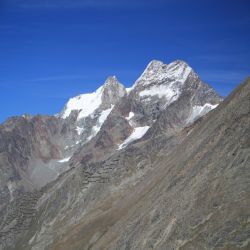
<box><xmin>67</xmin><ymin>59</ymin><xmax>222</xmax><ymax>165</ymax></box>
<box><xmin>46</xmin><ymin>77</ymin><xmax>250</xmax><ymax>250</ymax></box>
<box><xmin>79</xmin><ymin>77</ymin><xmax>249</xmax><ymax>250</ymax></box>
<box><xmin>3</xmin><ymin>59</ymin><xmax>247</xmax><ymax>250</ymax></box>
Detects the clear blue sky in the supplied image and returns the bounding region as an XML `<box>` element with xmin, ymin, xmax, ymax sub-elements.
<box><xmin>0</xmin><ymin>0</ymin><xmax>249</xmax><ymax>122</ymax></box>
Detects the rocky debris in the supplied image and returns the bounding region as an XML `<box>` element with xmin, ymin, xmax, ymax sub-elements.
<box><xmin>0</xmin><ymin>190</ymin><xmax>43</xmax><ymax>250</ymax></box>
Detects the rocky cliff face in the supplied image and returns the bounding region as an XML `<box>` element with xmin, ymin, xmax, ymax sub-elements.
<box><xmin>0</xmin><ymin>59</ymin><xmax>236</xmax><ymax>250</ymax></box>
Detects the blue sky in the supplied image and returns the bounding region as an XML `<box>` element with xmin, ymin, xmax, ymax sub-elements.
<box><xmin>0</xmin><ymin>0</ymin><xmax>249</xmax><ymax>122</ymax></box>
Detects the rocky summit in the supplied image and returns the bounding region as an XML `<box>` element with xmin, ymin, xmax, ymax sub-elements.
<box><xmin>0</xmin><ymin>59</ymin><xmax>249</xmax><ymax>250</ymax></box>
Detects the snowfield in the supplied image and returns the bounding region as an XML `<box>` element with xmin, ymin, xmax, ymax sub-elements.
<box><xmin>118</xmin><ymin>126</ymin><xmax>150</xmax><ymax>149</ymax></box>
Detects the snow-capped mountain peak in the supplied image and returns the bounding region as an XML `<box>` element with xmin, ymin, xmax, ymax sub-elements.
<box><xmin>133</xmin><ymin>60</ymin><xmax>166</xmax><ymax>87</ymax></box>
<box><xmin>165</xmin><ymin>60</ymin><xmax>193</xmax><ymax>83</ymax></box>
<box><xmin>103</xmin><ymin>75</ymin><xmax>119</xmax><ymax>85</ymax></box>
<box><xmin>60</xmin><ymin>60</ymin><xmax>197</xmax><ymax>120</ymax></box>
<box><xmin>126</xmin><ymin>59</ymin><xmax>196</xmax><ymax>113</ymax></box>
<box><xmin>132</xmin><ymin>59</ymin><xmax>193</xmax><ymax>89</ymax></box>
<box><xmin>143</xmin><ymin>59</ymin><xmax>165</xmax><ymax>72</ymax></box>
<box><xmin>60</xmin><ymin>76</ymin><xmax>126</xmax><ymax>120</ymax></box>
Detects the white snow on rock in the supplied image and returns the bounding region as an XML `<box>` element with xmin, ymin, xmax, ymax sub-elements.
<box><xmin>118</xmin><ymin>126</ymin><xmax>150</xmax><ymax>150</ymax></box>
<box><xmin>133</xmin><ymin>60</ymin><xmax>165</xmax><ymax>87</ymax></box>
<box><xmin>126</xmin><ymin>87</ymin><xmax>132</xmax><ymax>93</ymax></box>
<box><xmin>139</xmin><ymin>84</ymin><xmax>178</xmax><ymax>100</ymax></box>
<box><xmin>132</xmin><ymin>60</ymin><xmax>194</xmax><ymax>107</ymax></box>
<box><xmin>132</xmin><ymin>59</ymin><xmax>192</xmax><ymax>89</ymax></box>
<box><xmin>126</xmin><ymin>112</ymin><xmax>135</xmax><ymax>120</ymax></box>
<box><xmin>57</xmin><ymin>156</ymin><xmax>71</xmax><ymax>163</ymax></box>
<box><xmin>166</xmin><ymin>60</ymin><xmax>192</xmax><ymax>83</ymax></box>
<box><xmin>60</xmin><ymin>75</ymin><xmax>126</xmax><ymax>120</ymax></box>
<box><xmin>98</xmin><ymin>105</ymin><xmax>114</xmax><ymax>125</ymax></box>
<box><xmin>126</xmin><ymin>111</ymin><xmax>135</xmax><ymax>126</ymax></box>
<box><xmin>103</xmin><ymin>76</ymin><xmax>126</xmax><ymax>97</ymax></box>
<box><xmin>87</xmin><ymin>105</ymin><xmax>114</xmax><ymax>141</ymax></box>
<box><xmin>187</xmin><ymin>103</ymin><xmax>218</xmax><ymax>124</ymax></box>
<box><xmin>61</xmin><ymin>86</ymin><xmax>103</xmax><ymax>119</ymax></box>
<box><xmin>76</xmin><ymin>126</ymin><xmax>84</xmax><ymax>135</ymax></box>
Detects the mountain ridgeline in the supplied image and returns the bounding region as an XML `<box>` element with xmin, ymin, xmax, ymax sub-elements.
<box><xmin>0</xmin><ymin>60</ymin><xmax>249</xmax><ymax>250</ymax></box>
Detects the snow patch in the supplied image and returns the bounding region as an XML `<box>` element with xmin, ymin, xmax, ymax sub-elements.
<box><xmin>118</xmin><ymin>126</ymin><xmax>150</xmax><ymax>150</ymax></box>
<box><xmin>98</xmin><ymin>105</ymin><xmax>114</xmax><ymax>124</ymax></box>
<box><xmin>187</xmin><ymin>103</ymin><xmax>218</xmax><ymax>124</ymax></box>
<box><xmin>76</xmin><ymin>126</ymin><xmax>84</xmax><ymax>135</ymax></box>
<box><xmin>139</xmin><ymin>84</ymin><xmax>178</xmax><ymax>100</ymax></box>
<box><xmin>57</xmin><ymin>156</ymin><xmax>71</xmax><ymax>163</ymax></box>
<box><xmin>61</xmin><ymin>86</ymin><xmax>103</xmax><ymax>119</ymax></box>
<box><xmin>87</xmin><ymin>105</ymin><xmax>114</xmax><ymax>141</ymax></box>
<box><xmin>126</xmin><ymin>112</ymin><xmax>135</xmax><ymax>120</ymax></box>
<box><xmin>126</xmin><ymin>112</ymin><xmax>135</xmax><ymax>126</ymax></box>
<box><xmin>126</xmin><ymin>87</ymin><xmax>132</xmax><ymax>93</ymax></box>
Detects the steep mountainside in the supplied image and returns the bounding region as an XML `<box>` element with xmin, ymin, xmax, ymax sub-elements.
<box><xmin>0</xmin><ymin>59</ymin><xmax>238</xmax><ymax>250</ymax></box>
<box><xmin>81</xmin><ymin>77</ymin><xmax>250</xmax><ymax>250</ymax></box>
<box><xmin>14</xmin><ymin>77</ymin><xmax>248</xmax><ymax>250</ymax></box>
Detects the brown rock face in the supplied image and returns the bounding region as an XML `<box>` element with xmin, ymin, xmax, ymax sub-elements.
<box><xmin>0</xmin><ymin>115</ymin><xmax>66</xmax><ymax>204</ymax></box>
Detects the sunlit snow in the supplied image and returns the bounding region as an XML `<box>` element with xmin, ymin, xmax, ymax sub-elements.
<box><xmin>126</xmin><ymin>112</ymin><xmax>135</xmax><ymax>120</ymax></box>
<box><xmin>76</xmin><ymin>126</ymin><xmax>84</xmax><ymax>135</ymax></box>
<box><xmin>139</xmin><ymin>84</ymin><xmax>178</xmax><ymax>100</ymax></box>
<box><xmin>126</xmin><ymin>87</ymin><xmax>132</xmax><ymax>93</ymax></box>
<box><xmin>57</xmin><ymin>156</ymin><xmax>71</xmax><ymax>163</ymax></box>
<box><xmin>61</xmin><ymin>86</ymin><xmax>103</xmax><ymax>119</ymax></box>
<box><xmin>118</xmin><ymin>126</ymin><xmax>150</xmax><ymax>150</ymax></box>
<box><xmin>166</xmin><ymin>60</ymin><xmax>192</xmax><ymax>83</ymax></box>
<box><xmin>187</xmin><ymin>103</ymin><xmax>218</xmax><ymax>124</ymax></box>
<box><xmin>87</xmin><ymin>105</ymin><xmax>114</xmax><ymax>141</ymax></box>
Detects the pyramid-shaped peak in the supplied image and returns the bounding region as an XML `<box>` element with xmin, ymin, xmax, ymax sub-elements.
<box><xmin>145</xmin><ymin>60</ymin><xmax>165</xmax><ymax>70</ymax></box>
<box><xmin>101</xmin><ymin>76</ymin><xmax>126</xmax><ymax>106</ymax></box>
<box><xmin>168</xmin><ymin>59</ymin><xmax>191</xmax><ymax>68</ymax></box>
<box><xmin>103</xmin><ymin>75</ymin><xmax>126</xmax><ymax>94</ymax></box>
<box><xmin>133</xmin><ymin>60</ymin><xmax>167</xmax><ymax>86</ymax></box>
<box><xmin>131</xmin><ymin>59</ymin><xmax>195</xmax><ymax>89</ymax></box>
<box><xmin>104</xmin><ymin>75</ymin><xmax>121</xmax><ymax>85</ymax></box>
